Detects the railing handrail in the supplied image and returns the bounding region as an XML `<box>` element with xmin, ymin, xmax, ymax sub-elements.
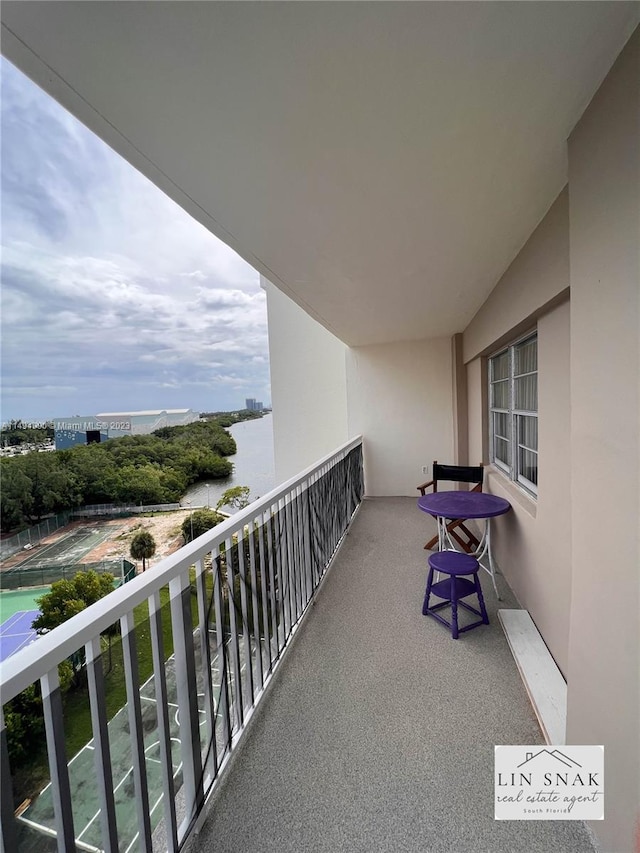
<box><xmin>0</xmin><ymin>435</ymin><xmax>363</xmax><ymax>701</ymax></box>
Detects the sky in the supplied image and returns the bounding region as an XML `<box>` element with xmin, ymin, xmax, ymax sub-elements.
<box><xmin>0</xmin><ymin>58</ymin><xmax>270</xmax><ymax>425</ymax></box>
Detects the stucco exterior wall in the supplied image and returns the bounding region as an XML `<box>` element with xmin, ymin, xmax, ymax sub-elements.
<box><xmin>263</xmin><ymin>277</ymin><xmax>349</xmax><ymax>482</ymax></box>
<box><xmin>463</xmin><ymin>188</ymin><xmax>570</xmax><ymax>364</ymax></box>
<box><xmin>265</xmin><ymin>276</ymin><xmax>456</xmax><ymax>497</ymax></box>
<box><xmin>464</xmin><ymin>194</ymin><xmax>571</xmax><ymax>674</ymax></box>
<box><xmin>464</xmin><ymin>28</ymin><xmax>639</xmax><ymax>851</ymax></box>
<box><xmin>468</xmin><ymin>303</ymin><xmax>571</xmax><ymax>675</ymax></box>
<box><xmin>566</xmin><ymin>28</ymin><xmax>639</xmax><ymax>853</ymax></box>
<box><xmin>466</xmin><ymin>357</ymin><xmax>485</xmax><ymax>470</ymax></box>
<box><xmin>346</xmin><ymin>338</ymin><xmax>454</xmax><ymax>496</ymax></box>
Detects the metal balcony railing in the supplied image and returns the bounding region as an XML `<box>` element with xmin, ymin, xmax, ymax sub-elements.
<box><xmin>0</xmin><ymin>437</ymin><xmax>364</xmax><ymax>853</ymax></box>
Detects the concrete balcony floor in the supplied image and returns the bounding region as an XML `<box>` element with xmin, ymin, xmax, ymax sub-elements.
<box><xmin>191</xmin><ymin>497</ymin><xmax>595</xmax><ymax>853</ymax></box>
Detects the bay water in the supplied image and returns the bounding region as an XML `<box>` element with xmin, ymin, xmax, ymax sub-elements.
<box><xmin>183</xmin><ymin>414</ymin><xmax>275</xmax><ymax>510</ymax></box>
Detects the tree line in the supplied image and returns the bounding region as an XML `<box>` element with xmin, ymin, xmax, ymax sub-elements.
<box><xmin>0</xmin><ymin>420</ymin><xmax>54</xmax><ymax>446</ymax></box>
<box><xmin>0</xmin><ymin>418</ymin><xmax>238</xmax><ymax>532</ymax></box>
<box><xmin>199</xmin><ymin>409</ymin><xmax>265</xmax><ymax>427</ymax></box>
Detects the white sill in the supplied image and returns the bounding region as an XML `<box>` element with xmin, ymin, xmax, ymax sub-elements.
<box><xmin>487</xmin><ymin>465</ymin><xmax>537</xmax><ymax>519</ymax></box>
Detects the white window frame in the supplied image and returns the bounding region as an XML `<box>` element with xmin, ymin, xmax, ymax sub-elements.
<box><xmin>488</xmin><ymin>332</ymin><xmax>538</xmax><ymax>497</ymax></box>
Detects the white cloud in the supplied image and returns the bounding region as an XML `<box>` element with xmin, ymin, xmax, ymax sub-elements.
<box><xmin>1</xmin><ymin>59</ymin><xmax>270</xmax><ymax>420</ymax></box>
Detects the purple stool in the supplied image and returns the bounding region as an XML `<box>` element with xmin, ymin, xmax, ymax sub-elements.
<box><xmin>422</xmin><ymin>551</ymin><xmax>489</xmax><ymax>639</ymax></box>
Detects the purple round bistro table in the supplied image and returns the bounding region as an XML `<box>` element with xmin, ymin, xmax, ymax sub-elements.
<box><xmin>418</xmin><ymin>491</ymin><xmax>511</xmax><ymax>598</ymax></box>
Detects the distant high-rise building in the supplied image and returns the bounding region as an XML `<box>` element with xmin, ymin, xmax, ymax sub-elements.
<box><xmin>245</xmin><ymin>398</ymin><xmax>264</xmax><ymax>412</ymax></box>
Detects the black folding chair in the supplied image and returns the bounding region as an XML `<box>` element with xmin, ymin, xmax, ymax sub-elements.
<box><xmin>417</xmin><ymin>461</ymin><xmax>484</xmax><ymax>551</ymax></box>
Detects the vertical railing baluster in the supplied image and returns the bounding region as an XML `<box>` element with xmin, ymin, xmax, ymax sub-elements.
<box><xmin>39</xmin><ymin>668</ymin><xmax>76</xmax><ymax>853</ymax></box>
<box><xmin>225</xmin><ymin>537</ymin><xmax>244</xmax><ymax>730</ymax></box>
<box><xmin>212</xmin><ymin>552</ymin><xmax>232</xmax><ymax>762</ymax></box>
<box><xmin>318</xmin><ymin>466</ymin><xmax>327</xmax><ymax>575</ymax></box>
<box><xmin>299</xmin><ymin>486</ymin><xmax>307</xmax><ymax>605</ymax></box>
<box><xmin>331</xmin><ymin>460</ymin><xmax>338</xmax><ymax>559</ymax></box>
<box><xmin>309</xmin><ymin>474</ymin><xmax>320</xmax><ymax>589</ymax></box>
<box><xmin>257</xmin><ymin>512</ymin><xmax>272</xmax><ymax>675</ymax></box>
<box><xmin>237</xmin><ymin>527</ymin><xmax>254</xmax><ymax>709</ymax></box>
<box><xmin>148</xmin><ymin>591</ymin><xmax>179</xmax><ymax>852</ymax></box>
<box><xmin>277</xmin><ymin>498</ymin><xmax>291</xmax><ymax>640</ymax></box>
<box><xmin>283</xmin><ymin>494</ymin><xmax>294</xmax><ymax>627</ymax></box>
<box><xmin>120</xmin><ymin>611</ymin><xmax>152</xmax><ymax>852</ymax></box>
<box><xmin>294</xmin><ymin>489</ymin><xmax>304</xmax><ymax>615</ymax></box>
<box><xmin>273</xmin><ymin>500</ymin><xmax>285</xmax><ymax>645</ymax></box>
<box><xmin>266</xmin><ymin>509</ymin><xmax>280</xmax><ymax>658</ymax></box>
<box><xmin>327</xmin><ymin>462</ymin><xmax>334</xmax><ymax>566</ymax></box>
<box><xmin>288</xmin><ymin>493</ymin><xmax>298</xmax><ymax>626</ymax></box>
<box><xmin>86</xmin><ymin>636</ymin><xmax>119</xmax><ymax>853</ymax></box>
<box><xmin>297</xmin><ymin>484</ymin><xmax>310</xmax><ymax>607</ymax></box>
<box><xmin>302</xmin><ymin>480</ymin><xmax>314</xmax><ymax>601</ymax></box>
<box><xmin>276</xmin><ymin>506</ymin><xmax>287</xmax><ymax>652</ymax></box>
<box><xmin>292</xmin><ymin>487</ymin><xmax>304</xmax><ymax>612</ymax></box>
<box><xmin>195</xmin><ymin>556</ymin><xmax>217</xmax><ymax>787</ymax></box>
<box><xmin>168</xmin><ymin>572</ymin><xmax>204</xmax><ymax>841</ymax></box>
<box><xmin>331</xmin><ymin>461</ymin><xmax>338</xmax><ymax>560</ymax></box>
<box><xmin>316</xmin><ymin>466</ymin><xmax>325</xmax><ymax>575</ymax></box>
<box><xmin>287</xmin><ymin>491</ymin><xmax>297</xmax><ymax>620</ymax></box>
<box><xmin>248</xmin><ymin>519</ymin><xmax>264</xmax><ymax>689</ymax></box>
<box><xmin>284</xmin><ymin>496</ymin><xmax>298</xmax><ymax>628</ymax></box>
<box><xmin>0</xmin><ymin>707</ymin><xmax>17</xmax><ymax>853</ymax></box>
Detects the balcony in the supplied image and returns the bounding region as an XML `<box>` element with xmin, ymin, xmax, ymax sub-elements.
<box><xmin>1</xmin><ymin>439</ymin><xmax>594</xmax><ymax>853</ymax></box>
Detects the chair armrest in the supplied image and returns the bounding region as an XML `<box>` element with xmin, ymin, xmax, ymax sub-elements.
<box><xmin>417</xmin><ymin>480</ymin><xmax>435</xmax><ymax>495</ymax></box>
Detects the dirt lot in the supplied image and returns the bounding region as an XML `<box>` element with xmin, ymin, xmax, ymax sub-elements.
<box><xmin>83</xmin><ymin>511</ymin><xmax>196</xmax><ymax>569</ymax></box>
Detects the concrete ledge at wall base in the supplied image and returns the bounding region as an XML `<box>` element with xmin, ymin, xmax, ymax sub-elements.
<box><xmin>498</xmin><ymin>609</ymin><xmax>567</xmax><ymax>745</ymax></box>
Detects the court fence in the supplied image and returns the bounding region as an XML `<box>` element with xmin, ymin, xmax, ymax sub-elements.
<box><xmin>0</xmin><ymin>559</ymin><xmax>137</xmax><ymax>591</ymax></box>
<box><xmin>0</xmin><ymin>512</ymin><xmax>72</xmax><ymax>562</ymax></box>
<box><xmin>1</xmin><ymin>504</ymin><xmax>183</xmax><ymax>562</ymax></box>
<box><xmin>72</xmin><ymin>503</ymin><xmax>182</xmax><ymax>517</ymax></box>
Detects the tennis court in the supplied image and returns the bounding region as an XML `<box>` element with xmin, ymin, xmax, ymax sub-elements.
<box><xmin>11</xmin><ymin>524</ymin><xmax>128</xmax><ymax>571</ymax></box>
<box><xmin>18</xmin><ymin>632</ymin><xmax>257</xmax><ymax>853</ymax></box>
<box><xmin>0</xmin><ymin>610</ymin><xmax>40</xmax><ymax>663</ymax></box>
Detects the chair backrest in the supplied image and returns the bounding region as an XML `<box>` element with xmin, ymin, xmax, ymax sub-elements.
<box><xmin>432</xmin><ymin>461</ymin><xmax>483</xmax><ymax>490</ymax></box>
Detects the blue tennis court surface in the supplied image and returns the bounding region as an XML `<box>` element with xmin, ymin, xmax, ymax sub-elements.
<box><xmin>0</xmin><ymin>610</ymin><xmax>40</xmax><ymax>663</ymax></box>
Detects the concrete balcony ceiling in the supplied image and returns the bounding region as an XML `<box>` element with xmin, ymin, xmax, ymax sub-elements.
<box><xmin>2</xmin><ymin>2</ymin><xmax>638</xmax><ymax>345</ymax></box>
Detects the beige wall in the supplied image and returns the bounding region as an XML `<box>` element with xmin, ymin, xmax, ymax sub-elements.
<box><xmin>451</xmin><ymin>334</ymin><xmax>469</xmax><ymax>465</ymax></box>
<box><xmin>464</xmin><ymin>192</ymin><xmax>572</xmax><ymax>674</ymax></box>
<box><xmin>469</xmin><ymin>303</ymin><xmax>572</xmax><ymax>676</ymax></box>
<box><xmin>463</xmin><ymin>188</ymin><xmax>570</xmax><ymax>364</ymax></box>
<box><xmin>265</xmin><ymin>274</ymin><xmax>458</xmax><ymax>497</ymax></box>
<box><xmin>567</xmin><ymin>28</ymin><xmax>639</xmax><ymax>853</ymax></box>
<box><xmin>466</xmin><ymin>357</ymin><xmax>484</xmax><ymax>469</ymax></box>
<box><xmin>346</xmin><ymin>339</ymin><xmax>454</xmax><ymax>496</ymax></box>
<box><xmin>263</xmin><ymin>277</ymin><xmax>349</xmax><ymax>482</ymax></box>
<box><xmin>466</xmin><ymin>301</ymin><xmax>572</xmax><ymax>675</ymax></box>
<box><xmin>267</xmin><ymin>182</ymin><xmax>574</xmax><ymax>545</ymax></box>
<box><xmin>465</xmin><ymin>27</ymin><xmax>639</xmax><ymax>851</ymax></box>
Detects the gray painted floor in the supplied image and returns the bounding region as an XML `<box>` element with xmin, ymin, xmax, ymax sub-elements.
<box><xmin>191</xmin><ymin>498</ymin><xmax>595</xmax><ymax>853</ymax></box>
